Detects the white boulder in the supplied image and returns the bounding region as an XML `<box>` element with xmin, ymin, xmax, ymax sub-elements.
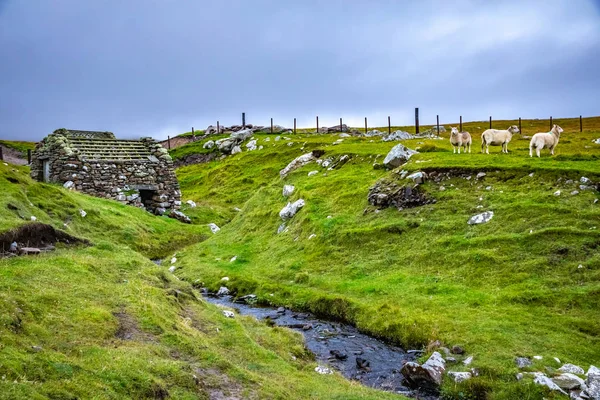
<box><xmin>468</xmin><ymin>211</ymin><xmax>494</xmax><ymax>225</ymax></box>
<box><xmin>279</xmin><ymin>199</ymin><xmax>305</xmax><ymax>220</ymax></box>
<box><xmin>208</xmin><ymin>223</ymin><xmax>220</xmax><ymax>234</ymax></box>
<box><xmin>283</xmin><ymin>185</ymin><xmax>295</xmax><ymax>197</ymax></box>
<box><xmin>382</xmin><ymin>144</ymin><xmax>418</xmax><ymax>168</ymax></box>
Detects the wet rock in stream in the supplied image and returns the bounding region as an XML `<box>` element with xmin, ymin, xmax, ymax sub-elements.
<box><xmin>204</xmin><ymin>294</ymin><xmax>438</xmax><ymax>399</ymax></box>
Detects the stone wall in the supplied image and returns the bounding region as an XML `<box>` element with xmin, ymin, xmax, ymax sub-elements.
<box><xmin>30</xmin><ymin>131</ymin><xmax>181</xmax><ymax>214</ymax></box>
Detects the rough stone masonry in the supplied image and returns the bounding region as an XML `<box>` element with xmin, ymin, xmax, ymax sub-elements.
<box><xmin>30</xmin><ymin>129</ymin><xmax>181</xmax><ymax>215</ymax></box>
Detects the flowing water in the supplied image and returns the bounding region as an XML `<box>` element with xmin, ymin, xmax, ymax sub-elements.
<box><xmin>204</xmin><ymin>293</ymin><xmax>438</xmax><ymax>399</ymax></box>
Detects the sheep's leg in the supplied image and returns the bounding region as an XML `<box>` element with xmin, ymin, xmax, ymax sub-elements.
<box><xmin>458</xmin><ymin>144</ymin><xmax>461</xmax><ymax>154</ymax></box>
<box><xmin>536</xmin><ymin>148</ymin><xmax>541</xmax><ymax>157</ymax></box>
<box><xmin>550</xmin><ymin>146</ymin><xmax>555</xmax><ymax>155</ymax></box>
<box><xmin>453</xmin><ymin>145</ymin><xmax>456</xmax><ymax>154</ymax></box>
<box><xmin>468</xmin><ymin>143</ymin><xmax>471</xmax><ymax>153</ymax></box>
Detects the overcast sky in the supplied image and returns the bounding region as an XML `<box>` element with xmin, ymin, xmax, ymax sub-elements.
<box><xmin>1</xmin><ymin>0</ymin><xmax>599</xmax><ymax>141</ymax></box>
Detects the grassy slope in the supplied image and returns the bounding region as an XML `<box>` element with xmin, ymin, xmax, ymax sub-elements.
<box><xmin>0</xmin><ymin>164</ymin><xmax>401</xmax><ymax>400</ymax></box>
<box><xmin>0</xmin><ymin>140</ymin><xmax>36</xmax><ymax>156</ymax></box>
<box><xmin>173</xmin><ymin>121</ymin><xmax>600</xmax><ymax>399</ymax></box>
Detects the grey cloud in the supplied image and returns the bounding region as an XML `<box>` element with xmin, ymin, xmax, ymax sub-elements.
<box><xmin>1</xmin><ymin>0</ymin><xmax>599</xmax><ymax>141</ymax></box>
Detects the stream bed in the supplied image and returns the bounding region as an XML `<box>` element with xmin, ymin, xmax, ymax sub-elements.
<box><xmin>204</xmin><ymin>293</ymin><xmax>438</xmax><ymax>399</ymax></box>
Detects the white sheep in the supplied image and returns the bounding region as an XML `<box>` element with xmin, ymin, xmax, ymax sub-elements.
<box><xmin>529</xmin><ymin>124</ymin><xmax>564</xmax><ymax>157</ymax></box>
<box><xmin>481</xmin><ymin>125</ymin><xmax>520</xmax><ymax>154</ymax></box>
<box><xmin>450</xmin><ymin>127</ymin><xmax>472</xmax><ymax>154</ymax></box>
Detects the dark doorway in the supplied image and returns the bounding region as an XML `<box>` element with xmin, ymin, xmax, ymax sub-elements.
<box><xmin>139</xmin><ymin>190</ymin><xmax>156</xmax><ymax>210</ymax></box>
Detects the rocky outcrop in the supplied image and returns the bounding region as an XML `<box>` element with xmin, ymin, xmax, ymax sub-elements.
<box><xmin>382</xmin><ymin>144</ymin><xmax>418</xmax><ymax>168</ymax></box>
<box><xmin>401</xmin><ymin>351</ymin><xmax>446</xmax><ymax>392</ymax></box>
<box><xmin>468</xmin><ymin>211</ymin><xmax>494</xmax><ymax>225</ymax></box>
<box><xmin>368</xmin><ymin>179</ymin><xmax>434</xmax><ymax>210</ymax></box>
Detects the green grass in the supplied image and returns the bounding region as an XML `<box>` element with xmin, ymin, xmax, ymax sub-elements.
<box><xmin>0</xmin><ymin>163</ymin><xmax>407</xmax><ymax>400</ymax></box>
<box><xmin>170</xmin><ymin>122</ymin><xmax>600</xmax><ymax>399</ymax></box>
<box><xmin>0</xmin><ymin>140</ymin><xmax>36</xmax><ymax>156</ymax></box>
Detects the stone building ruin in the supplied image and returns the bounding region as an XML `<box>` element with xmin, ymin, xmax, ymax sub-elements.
<box><xmin>30</xmin><ymin>129</ymin><xmax>181</xmax><ymax>215</ymax></box>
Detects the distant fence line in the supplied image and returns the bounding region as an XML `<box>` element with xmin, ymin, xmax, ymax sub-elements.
<box><xmin>164</xmin><ymin>110</ymin><xmax>588</xmax><ymax>150</ymax></box>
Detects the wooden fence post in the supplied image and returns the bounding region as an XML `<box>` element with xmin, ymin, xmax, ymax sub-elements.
<box><xmin>242</xmin><ymin>112</ymin><xmax>246</xmax><ymax>129</ymax></box>
<box><xmin>436</xmin><ymin>115</ymin><xmax>440</xmax><ymax>135</ymax></box>
<box><xmin>294</xmin><ymin>118</ymin><xmax>297</xmax><ymax>134</ymax></box>
<box><xmin>365</xmin><ymin>117</ymin><xmax>368</xmax><ymax>134</ymax></box>
<box><xmin>460</xmin><ymin>116</ymin><xmax>462</xmax><ymax>132</ymax></box>
<box><xmin>167</xmin><ymin>136</ymin><xmax>171</xmax><ymax>150</ymax></box>
<box><xmin>27</xmin><ymin>149</ymin><xmax>32</xmax><ymax>164</ymax></box>
<box><xmin>489</xmin><ymin>116</ymin><xmax>492</xmax><ymax>129</ymax></box>
<box><xmin>519</xmin><ymin>117</ymin><xmax>521</xmax><ymax>134</ymax></box>
<box><xmin>0</xmin><ymin>146</ymin><xmax>4</xmax><ymax>161</ymax></box>
<box><xmin>270</xmin><ymin>118</ymin><xmax>273</xmax><ymax>134</ymax></box>
<box><xmin>192</xmin><ymin>127</ymin><xmax>195</xmax><ymax>140</ymax></box>
<box><xmin>388</xmin><ymin>116</ymin><xmax>391</xmax><ymax>135</ymax></box>
<box><xmin>316</xmin><ymin>116</ymin><xmax>319</xmax><ymax>133</ymax></box>
<box><xmin>550</xmin><ymin>116</ymin><xmax>553</xmax><ymax>129</ymax></box>
<box><xmin>340</xmin><ymin>117</ymin><xmax>343</xmax><ymax>131</ymax></box>
<box><xmin>415</xmin><ymin>107</ymin><xmax>420</xmax><ymax>134</ymax></box>
<box><xmin>580</xmin><ymin>115</ymin><xmax>583</xmax><ymax>132</ymax></box>
<box><xmin>217</xmin><ymin>121</ymin><xmax>220</xmax><ymax>134</ymax></box>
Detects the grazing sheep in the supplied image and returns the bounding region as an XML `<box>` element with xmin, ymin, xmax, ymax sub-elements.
<box><xmin>529</xmin><ymin>124</ymin><xmax>564</xmax><ymax>157</ymax></box>
<box><xmin>481</xmin><ymin>125</ymin><xmax>520</xmax><ymax>154</ymax></box>
<box><xmin>450</xmin><ymin>127</ymin><xmax>472</xmax><ymax>154</ymax></box>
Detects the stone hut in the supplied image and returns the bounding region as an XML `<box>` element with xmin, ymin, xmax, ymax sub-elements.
<box><xmin>30</xmin><ymin>129</ymin><xmax>181</xmax><ymax>214</ymax></box>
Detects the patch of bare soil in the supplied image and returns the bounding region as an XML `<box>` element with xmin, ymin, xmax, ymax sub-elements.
<box><xmin>367</xmin><ymin>180</ymin><xmax>434</xmax><ymax>210</ymax></box>
<box><xmin>194</xmin><ymin>368</ymin><xmax>251</xmax><ymax>400</ymax></box>
<box><xmin>173</xmin><ymin>152</ymin><xmax>219</xmax><ymax>168</ymax></box>
<box><xmin>0</xmin><ymin>145</ymin><xmax>28</xmax><ymax>166</ymax></box>
<box><xmin>159</xmin><ymin>136</ymin><xmax>196</xmax><ymax>150</ymax></box>
<box><xmin>113</xmin><ymin>310</ymin><xmax>156</xmax><ymax>343</ymax></box>
<box><xmin>0</xmin><ymin>223</ymin><xmax>88</xmax><ymax>256</ymax></box>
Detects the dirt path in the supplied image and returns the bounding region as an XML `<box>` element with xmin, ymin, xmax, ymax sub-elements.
<box><xmin>0</xmin><ymin>145</ymin><xmax>28</xmax><ymax>166</ymax></box>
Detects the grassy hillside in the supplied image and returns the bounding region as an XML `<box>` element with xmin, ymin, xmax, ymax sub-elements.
<box><xmin>172</xmin><ymin>121</ymin><xmax>600</xmax><ymax>399</ymax></box>
<box><xmin>0</xmin><ymin>140</ymin><xmax>36</xmax><ymax>156</ymax></box>
<box><xmin>0</xmin><ymin>163</ymin><xmax>402</xmax><ymax>400</ymax></box>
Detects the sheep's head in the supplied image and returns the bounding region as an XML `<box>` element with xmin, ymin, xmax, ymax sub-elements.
<box><xmin>508</xmin><ymin>125</ymin><xmax>520</xmax><ymax>134</ymax></box>
<box><xmin>450</xmin><ymin>127</ymin><xmax>459</xmax><ymax>136</ymax></box>
<box><xmin>553</xmin><ymin>124</ymin><xmax>564</xmax><ymax>135</ymax></box>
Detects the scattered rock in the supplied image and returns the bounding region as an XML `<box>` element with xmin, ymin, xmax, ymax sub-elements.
<box><xmin>315</xmin><ymin>365</ymin><xmax>333</xmax><ymax>375</ymax></box>
<box><xmin>30</xmin><ymin>216</ymin><xmax>37</xmax><ymax>221</ymax></box>
<box><xmin>279</xmin><ymin>199</ymin><xmax>305</xmax><ymax>220</ymax></box>
<box><xmin>593</xmin><ymin>138</ymin><xmax>600</xmax><ymax>145</ymax></box>
<box><xmin>279</xmin><ymin>150</ymin><xmax>324</xmax><ymax>178</ymax></box>
<box><xmin>448</xmin><ymin>371</ymin><xmax>472</xmax><ymax>383</ymax></box>
<box><xmin>169</xmin><ymin>210</ymin><xmax>191</xmax><ymax>224</ymax></box>
<box><xmin>230</xmin><ymin>256</ymin><xmax>237</xmax><ymax>263</ymax></box>
<box><xmin>246</xmin><ymin>140</ymin><xmax>258</xmax><ymax>151</ymax></box>
<box><xmin>308</xmin><ymin>170</ymin><xmax>319</xmax><ymax>177</ymax></box>
<box><xmin>282</xmin><ymin>185</ymin><xmax>295</xmax><ymax>197</ymax></box>
<box><xmin>586</xmin><ymin>367</ymin><xmax>600</xmax><ymax>399</ymax></box>
<box><xmin>382</xmin><ymin>144</ymin><xmax>418</xmax><ymax>168</ymax></box>
<box><xmin>406</xmin><ymin>171</ymin><xmax>427</xmax><ymax>184</ymax></box>
<box><xmin>516</xmin><ymin>357</ymin><xmax>532</xmax><ymax>368</ymax></box>
<box><xmin>329</xmin><ymin>350</ymin><xmax>348</xmax><ymax>360</ymax></box>
<box><xmin>463</xmin><ymin>356</ymin><xmax>473</xmax><ymax>366</ymax></box>
<box><xmin>230</xmin><ymin>145</ymin><xmax>242</xmax><ymax>155</ymax></box>
<box><xmin>401</xmin><ymin>351</ymin><xmax>446</xmax><ymax>391</ymax></box>
<box><xmin>559</xmin><ymin>364</ymin><xmax>585</xmax><ymax>375</ymax></box>
<box><xmin>533</xmin><ymin>356</ymin><xmax>543</xmax><ymax>360</ymax></box>
<box><xmin>31</xmin><ymin>345</ymin><xmax>43</xmax><ymax>352</ymax></box>
<box><xmin>221</xmin><ymin>277</ymin><xmax>229</xmax><ymax>282</ymax></box>
<box><xmin>533</xmin><ymin>372</ymin><xmax>568</xmax><ymax>395</ymax></box>
<box><xmin>382</xmin><ymin>130</ymin><xmax>414</xmax><ymax>141</ymax></box>
<box><xmin>277</xmin><ymin>223</ymin><xmax>287</xmax><ymax>234</ymax></box>
<box><xmin>581</xmin><ymin>177</ymin><xmax>592</xmax><ymax>184</ymax></box>
<box><xmin>216</xmin><ymin>287</ymin><xmax>230</xmax><ymax>296</ymax></box>
<box><xmin>308</xmin><ymin>234</ymin><xmax>316</xmax><ymax>240</ymax></box>
<box><xmin>207</xmin><ymin>223</ymin><xmax>220</xmax><ymax>234</ymax></box>
<box><xmin>552</xmin><ymin>373</ymin><xmax>586</xmax><ymax>390</ymax></box>
<box><xmin>203</xmin><ymin>140</ymin><xmax>215</xmax><ymax>149</ymax></box>
<box><xmin>476</xmin><ymin>172</ymin><xmax>486</xmax><ymax>179</ymax></box>
<box><xmin>186</xmin><ymin>200</ymin><xmax>197</xmax><ymax>208</ymax></box>
<box><xmin>468</xmin><ymin>211</ymin><xmax>494</xmax><ymax>225</ymax></box>
<box><xmin>168</xmin><ymin>266</ymin><xmax>176</xmax><ymax>273</ymax></box>
<box><xmin>356</xmin><ymin>357</ymin><xmax>371</xmax><ymax>370</ymax></box>
<box><xmin>276</xmin><ymin>307</ymin><xmax>285</xmax><ymax>314</ymax></box>
<box><xmin>222</xmin><ymin>310</ymin><xmax>235</xmax><ymax>318</ymax></box>
<box><xmin>79</xmin><ymin>209</ymin><xmax>87</xmax><ymax>217</ymax></box>
<box><xmin>19</xmin><ymin>247</ymin><xmax>41</xmax><ymax>255</ymax></box>
<box><xmin>554</xmin><ymin>190</ymin><xmax>562</xmax><ymax>196</ymax></box>
<box><xmin>63</xmin><ymin>181</ymin><xmax>74</xmax><ymax>190</ymax></box>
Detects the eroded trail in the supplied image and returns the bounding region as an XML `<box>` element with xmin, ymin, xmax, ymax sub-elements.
<box><xmin>205</xmin><ymin>294</ymin><xmax>438</xmax><ymax>400</ymax></box>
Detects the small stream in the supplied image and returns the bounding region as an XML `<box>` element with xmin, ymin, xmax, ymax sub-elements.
<box><xmin>204</xmin><ymin>293</ymin><xmax>438</xmax><ymax>399</ymax></box>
